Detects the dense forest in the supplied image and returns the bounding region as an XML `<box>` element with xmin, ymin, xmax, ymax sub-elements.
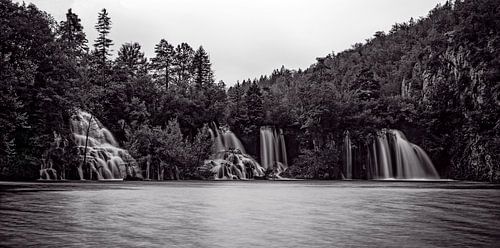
<box><xmin>0</xmin><ymin>0</ymin><xmax>498</xmax><ymax>182</ymax></box>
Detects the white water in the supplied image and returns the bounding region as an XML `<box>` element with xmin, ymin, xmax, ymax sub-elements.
<box><xmin>343</xmin><ymin>131</ymin><xmax>353</xmax><ymax>179</ymax></box>
<box><xmin>369</xmin><ymin>129</ymin><xmax>439</xmax><ymax>179</ymax></box>
<box><xmin>260</xmin><ymin>127</ymin><xmax>288</xmax><ymax>177</ymax></box>
<box><xmin>203</xmin><ymin>125</ymin><xmax>265</xmax><ymax>179</ymax></box>
<box><xmin>344</xmin><ymin>129</ymin><xmax>439</xmax><ymax>179</ymax></box>
<box><xmin>376</xmin><ymin>133</ymin><xmax>393</xmax><ymax>178</ymax></box>
<box><xmin>72</xmin><ymin>111</ymin><xmax>141</xmax><ymax>180</ymax></box>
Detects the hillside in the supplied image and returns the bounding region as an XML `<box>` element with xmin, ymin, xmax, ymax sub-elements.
<box><xmin>226</xmin><ymin>0</ymin><xmax>499</xmax><ymax>181</ymax></box>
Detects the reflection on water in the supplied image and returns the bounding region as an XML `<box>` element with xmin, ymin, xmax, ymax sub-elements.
<box><xmin>0</xmin><ymin>181</ymin><xmax>499</xmax><ymax>248</ymax></box>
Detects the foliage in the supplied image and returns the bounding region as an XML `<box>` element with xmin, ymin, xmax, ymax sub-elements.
<box><xmin>126</xmin><ymin>120</ymin><xmax>212</xmax><ymax>179</ymax></box>
<box><xmin>287</xmin><ymin>143</ymin><xmax>341</xmax><ymax>179</ymax></box>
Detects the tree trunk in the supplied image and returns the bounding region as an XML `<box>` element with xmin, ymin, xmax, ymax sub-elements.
<box><xmin>83</xmin><ymin>115</ymin><xmax>93</xmax><ymax>180</ymax></box>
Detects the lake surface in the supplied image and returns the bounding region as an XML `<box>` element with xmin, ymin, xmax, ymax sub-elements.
<box><xmin>0</xmin><ymin>180</ymin><xmax>499</xmax><ymax>248</ymax></box>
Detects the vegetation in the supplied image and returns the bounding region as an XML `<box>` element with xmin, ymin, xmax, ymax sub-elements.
<box><xmin>0</xmin><ymin>0</ymin><xmax>498</xmax><ymax>181</ymax></box>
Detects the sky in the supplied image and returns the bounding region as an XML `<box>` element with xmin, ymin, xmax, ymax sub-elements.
<box><xmin>19</xmin><ymin>0</ymin><xmax>447</xmax><ymax>85</ymax></box>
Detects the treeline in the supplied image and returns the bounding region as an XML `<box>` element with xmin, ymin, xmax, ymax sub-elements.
<box><xmin>0</xmin><ymin>0</ymin><xmax>498</xmax><ymax>181</ymax></box>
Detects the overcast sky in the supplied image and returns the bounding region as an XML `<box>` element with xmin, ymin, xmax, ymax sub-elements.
<box><xmin>20</xmin><ymin>0</ymin><xmax>446</xmax><ymax>85</ymax></box>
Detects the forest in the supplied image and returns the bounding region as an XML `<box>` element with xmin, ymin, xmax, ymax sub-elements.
<box><xmin>0</xmin><ymin>0</ymin><xmax>498</xmax><ymax>182</ymax></box>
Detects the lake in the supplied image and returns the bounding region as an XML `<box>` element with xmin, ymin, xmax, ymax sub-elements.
<box><xmin>0</xmin><ymin>180</ymin><xmax>499</xmax><ymax>247</ymax></box>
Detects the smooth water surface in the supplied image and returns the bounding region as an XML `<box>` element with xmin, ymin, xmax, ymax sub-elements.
<box><xmin>1</xmin><ymin>181</ymin><xmax>499</xmax><ymax>247</ymax></box>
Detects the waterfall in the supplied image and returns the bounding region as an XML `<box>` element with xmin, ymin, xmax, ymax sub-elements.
<box><xmin>376</xmin><ymin>133</ymin><xmax>393</xmax><ymax>178</ymax></box>
<box><xmin>72</xmin><ymin>110</ymin><xmax>142</xmax><ymax>180</ymax></box>
<box><xmin>369</xmin><ymin>129</ymin><xmax>439</xmax><ymax>179</ymax></box>
<box><xmin>343</xmin><ymin>131</ymin><xmax>352</xmax><ymax>179</ymax></box>
<box><xmin>39</xmin><ymin>158</ymin><xmax>57</xmax><ymax>180</ymax></box>
<box><xmin>211</xmin><ymin>126</ymin><xmax>247</xmax><ymax>155</ymax></box>
<box><xmin>260</xmin><ymin>127</ymin><xmax>288</xmax><ymax>177</ymax></box>
<box><xmin>39</xmin><ymin>132</ymin><xmax>64</xmax><ymax>180</ymax></box>
<box><xmin>203</xmin><ymin>125</ymin><xmax>265</xmax><ymax>180</ymax></box>
<box><xmin>203</xmin><ymin>125</ymin><xmax>289</xmax><ymax>180</ymax></box>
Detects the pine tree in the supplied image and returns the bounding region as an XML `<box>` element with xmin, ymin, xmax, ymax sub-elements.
<box><xmin>226</xmin><ymin>83</ymin><xmax>247</xmax><ymax>135</ymax></box>
<box><xmin>192</xmin><ymin>46</ymin><xmax>214</xmax><ymax>90</ymax></box>
<box><xmin>57</xmin><ymin>8</ymin><xmax>88</xmax><ymax>59</ymax></box>
<box><xmin>151</xmin><ymin>39</ymin><xmax>175</xmax><ymax>90</ymax></box>
<box><xmin>115</xmin><ymin>42</ymin><xmax>147</xmax><ymax>78</ymax></box>
<box><xmin>244</xmin><ymin>82</ymin><xmax>264</xmax><ymax>134</ymax></box>
<box><xmin>93</xmin><ymin>8</ymin><xmax>113</xmax><ymax>67</ymax></box>
<box><xmin>173</xmin><ymin>43</ymin><xmax>194</xmax><ymax>88</ymax></box>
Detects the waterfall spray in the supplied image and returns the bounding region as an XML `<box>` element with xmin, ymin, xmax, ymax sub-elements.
<box><xmin>260</xmin><ymin>127</ymin><xmax>288</xmax><ymax>177</ymax></box>
<box><xmin>369</xmin><ymin>129</ymin><xmax>439</xmax><ymax>179</ymax></box>
<box><xmin>345</xmin><ymin>129</ymin><xmax>439</xmax><ymax>180</ymax></box>
<box><xmin>72</xmin><ymin>110</ymin><xmax>142</xmax><ymax>180</ymax></box>
<box><xmin>202</xmin><ymin>124</ymin><xmax>265</xmax><ymax>180</ymax></box>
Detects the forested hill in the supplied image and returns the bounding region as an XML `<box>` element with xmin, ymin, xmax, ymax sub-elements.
<box><xmin>226</xmin><ymin>0</ymin><xmax>499</xmax><ymax>181</ymax></box>
<box><xmin>0</xmin><ymin>0</ymin><xmax>498</xmax><ymax>181</ymax></box>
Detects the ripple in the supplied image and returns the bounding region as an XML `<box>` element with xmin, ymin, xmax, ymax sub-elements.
<box><xmin>0</xmin><ymin>181</ymin><xmax>499</xmax><ymax>248</ymax></box>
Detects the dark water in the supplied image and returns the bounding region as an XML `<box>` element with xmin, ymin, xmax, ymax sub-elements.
<box><xmin>0</xmin><ymin>181</ymin><xmax>499</xmax><ymax>248</ymax></box>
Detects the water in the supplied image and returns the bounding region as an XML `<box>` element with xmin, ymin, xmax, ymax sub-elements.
<box><xmin>1</xmin><ymin>181</ymin><xmax>499</xmax><ymax>248</ymax></box>
<box><xmin>345</xmin><ymin>129</ymin><xmax>440</xmax><ymax>180</ymax></box>
<box><xmin>344</xmin><ymin>131</ymin><xmax>352</xmax><ymax>179</ymax></box>
<box><xmin>205</xmin><ymin>125</ymin><xmax>265</xmax><ymax>179</ymax></box>
<box><xmin>373</xmin><ymin>130</ymin><xmax>439</xmax><ymax>179</ymax></box>
<box><xmin>260</xmin><ymin>126</ymin><xmax>288</xmax><ymax>175</ymax></box>
<box><xmin>206</xmin><ymin>126</ymin><xmax>289</xmax><ymax>180</ymax></box>
<box><xmin>70</xmin><ymin>111</ymin><xmax>141</xmax><ymax>180</ymax></box>
<box><xmin>210</xmin><ymin>125</ymin><xmax>247</xmax><ymax>154</ymax></box>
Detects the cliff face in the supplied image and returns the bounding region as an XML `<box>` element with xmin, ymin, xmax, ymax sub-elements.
<box><xmin>422</xmin><ymin>34</ymin><xmax>499</xmax><ymax>182</ymax></box>
<box><xmin>446</xmin><ymin>46</ymin><xmax>499</xmax><ymax>182</ymax></box>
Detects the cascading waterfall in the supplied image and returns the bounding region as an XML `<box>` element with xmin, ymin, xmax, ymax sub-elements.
<box><xmin>202</xmin><ymin>125</ymin><xmax>265</xmax><ymax>180</ymax></box>
<box><xmin>368</xmin><ymin>129</ymin><xmax>439</xmax><ymax>179</ymax></box>
<box><xmin>72</xmin><ymin>110</ymin><xmax>141</xmax><ymax>180</ymax></box>
<box><xmin>39</xmin><ymin>159</ymin><xmax>58</xmax><ymax>180</ymax></box>
<box><xmin>260</xmin><ymin>127</ymin><xmax>288</xmax><ymax>178</ymax></box>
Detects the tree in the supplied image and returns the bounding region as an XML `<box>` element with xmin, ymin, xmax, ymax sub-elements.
<box><xmin>226</xmin><ymin>82</ymin><xmax>247</xmax><ymax>135</ymax></box>
<box><xmin>125</xmin><ymin>97</ymin><xmax>150</xmax><ymax>129</ymax></box>
<box><xmin>126</xmin><ymin>120</ymin><xmax>212</xmax><ymax>180</ymax></box>
<box><xmin>0</xmin><ymin>1</ymin><xmax>78</xmax><ymax>179</ymax></box>
<box><xmin>115</xmin><ymin>42</ymin><xmax>147</xmax><ymax>78</ymax></box>
<box><xmin>353</xmin><ymin>68</ymin><xmax>380</xmax><ymax>101</ymax></box>
<box><xmin>244</xmin><ymin>82</ymin><xmax>264</xmax><ymax>134</ymax></box>
<box><xmin>57</xmin><ymin>8</ymin><xmax>88</xmax><ymax>59</ymax></box>
<box><xmin>0</xmin><ymin>86</ymin><xmax>26</xmax><ymax>179</ymax></box>
<box><xmin>192</xmin><ymin>46</ymin><xmax>214</xmax><ymax>90</ymax></box>
<box><xmin>82</xmin><ymin>115</ymin><xmax>93</xmax><ymax>179</ymax></box>
<box><xmin>151</xmin><ymin>39</ymin><xmax>175</xmax><ymax>89</ymax></box>
<box><xmin>173</xmin><ymin>42</ymin><xmax>194</xmax><ymax>89</ymax></box>
<box><xmin>93</xmin><ymin>8</ymin><xmax>113</xmax><ymax>68</ymax></box>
